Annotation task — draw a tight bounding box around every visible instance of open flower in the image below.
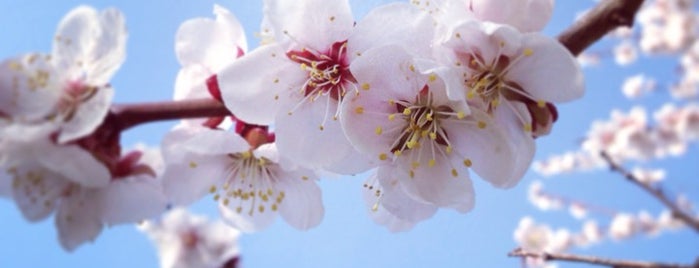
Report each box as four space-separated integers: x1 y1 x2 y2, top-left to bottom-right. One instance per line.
442 21 583 139
217 1 433 174
139 208 240 268
0 6 125 143
342 45 521 210
161 125 323 232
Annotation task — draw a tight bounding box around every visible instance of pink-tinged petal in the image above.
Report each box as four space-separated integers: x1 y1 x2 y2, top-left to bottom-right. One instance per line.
362 186 418 232
469 0 553 32
277 170 324 230
443 21 499 68
275 99 373 174
218 44 304 125
340 93 402 158
179 127 249 156
349 3 435 61
96 175 167 225
55 189 103 251
38 143 110 188
57 86 113 143
174 65 211 101
395 149 475 212
11 167 69 221
491 102 535 187
219 202 277 233
0 54 62 121
506 33 585 103
373 167 437 222
252 143 280 164
350 45 427 101
263 0 353 50
175 4 247 71
162 155 229 205
53 7 126 85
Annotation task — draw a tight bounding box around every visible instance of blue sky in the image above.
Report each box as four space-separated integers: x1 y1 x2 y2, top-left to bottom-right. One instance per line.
0 1 697 267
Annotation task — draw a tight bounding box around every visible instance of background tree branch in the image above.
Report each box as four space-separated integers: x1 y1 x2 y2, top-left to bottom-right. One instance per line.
509 248 698 268
557 0 645 56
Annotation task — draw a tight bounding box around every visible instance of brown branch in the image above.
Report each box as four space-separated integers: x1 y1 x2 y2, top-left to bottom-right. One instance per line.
509 248 698 268
600 152 699 233
109 98 231 131
557 0 645 56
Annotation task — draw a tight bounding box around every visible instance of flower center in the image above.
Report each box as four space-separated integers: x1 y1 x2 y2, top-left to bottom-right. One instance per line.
208 151 285 216
57 81 98 122
287 41 355 101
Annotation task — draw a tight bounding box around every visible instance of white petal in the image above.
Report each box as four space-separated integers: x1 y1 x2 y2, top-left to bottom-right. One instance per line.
11 168 69 221
162 155 229 205
57 86 113 143
362 183 419 232
395 150 475 212
277 169 324 230
0 54 62 121
96 175 168 225
55 189 103 251
275 99 373 174
53 6 127 85
173 65 212 101
219 202 277 233
470 0 553 32
349 3 435 60
37 143 111 188
264 0 353 50
373 167 437 222
218 44 304 125
507 33 585 103
179 127 249 155
175 4 247 71
350 45 426 101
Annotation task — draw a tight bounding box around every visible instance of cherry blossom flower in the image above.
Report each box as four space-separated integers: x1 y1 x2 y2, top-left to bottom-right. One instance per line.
609 213 636 240
613 41 639 66
621 74 655 99
173 4 246 128
139 208 240 268
514 217 554 252
217 1 433 174
441 20 584 140
0 125 167 251
637 0 697 54
161 125 323 232
341 45 519 210
0 6 125 143
631 167 666 185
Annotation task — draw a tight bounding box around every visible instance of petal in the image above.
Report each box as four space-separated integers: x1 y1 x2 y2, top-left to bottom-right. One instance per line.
264 0 353 50
0 54 62 121
57 86 113 143
362 188 418 232
162 154 229 205
96 175 168 225
277 169 324 230
53 6 127 85
275 99 373 174
175 4 247 71
10 167 69 221
469 0 554 32
373 167 437 222
218 44 304 125
179 127 249 156
506 33 585 103
350 45 426 101
173 65 211 101
395 147 475 212
349 3 435 60
38 143 111 188
55 189 103 251
219 202 277 233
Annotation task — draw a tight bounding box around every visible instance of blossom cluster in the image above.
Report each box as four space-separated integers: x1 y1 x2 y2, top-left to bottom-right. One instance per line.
0 0 585 254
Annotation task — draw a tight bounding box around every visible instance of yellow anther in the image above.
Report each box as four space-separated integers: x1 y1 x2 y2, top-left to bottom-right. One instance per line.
213 194 220 201
236 206 243 213
446 146 453 154
319 125 325 131
189 161 198 168
300 63 308 70
371 203 379 212
537 100 546 108
223 198 230 206
499 41 505 47
379 153 388 160
478 121 487 129
302 176 309 181
388 114 396 121
451 168 458 177
241 151 252 159
409 170 415 178
393 150 403 157
464 159 472 167
403 108 412 115
457 111 466 119
406 140 417 149
411 161 420 169
388 99 395 105
524 123 533 132
271 204 278 211
426 113 433 121
258 205 265 213
361 83 370 90
467 90 476 99
429 132 437 140
428 159 436 167
375 126 383 135
491 99 500 107
209 185 217 193
428 74 437 82
258 158 267 166
523 48 534 56
409 64 416 72
355 106 364 114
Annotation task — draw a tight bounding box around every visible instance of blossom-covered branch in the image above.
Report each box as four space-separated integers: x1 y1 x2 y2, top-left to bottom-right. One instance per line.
508 248 698 268
600 151 699 233
109 98 230 131
557 0 644 56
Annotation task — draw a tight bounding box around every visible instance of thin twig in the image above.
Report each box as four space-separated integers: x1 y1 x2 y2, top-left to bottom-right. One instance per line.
509 248 698 268
109 98 231 131
557 0 645 56
600 151 699 233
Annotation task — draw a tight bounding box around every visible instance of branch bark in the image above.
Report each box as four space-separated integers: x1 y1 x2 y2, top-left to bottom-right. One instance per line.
600 152 699 233
109 98 231 131
509 248 698 268
557 0 645 56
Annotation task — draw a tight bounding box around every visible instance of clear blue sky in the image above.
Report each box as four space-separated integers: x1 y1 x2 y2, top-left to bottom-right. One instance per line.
0 1 697 267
